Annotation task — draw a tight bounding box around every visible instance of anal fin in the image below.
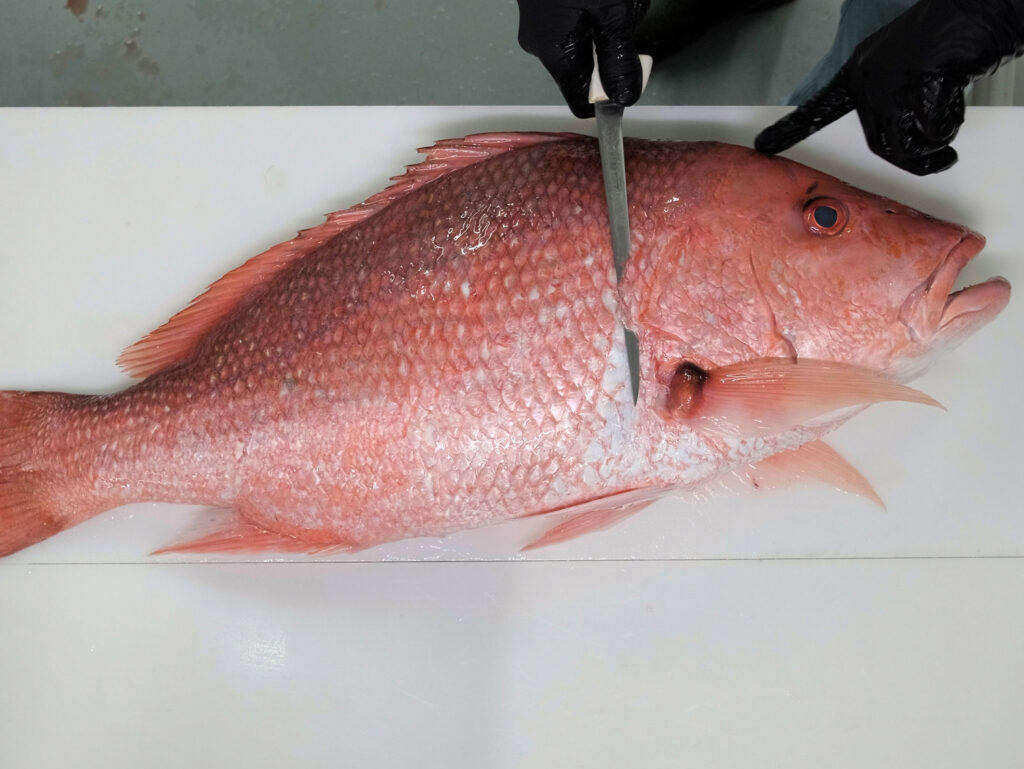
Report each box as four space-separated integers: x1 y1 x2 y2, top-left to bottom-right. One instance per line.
153 510 356 556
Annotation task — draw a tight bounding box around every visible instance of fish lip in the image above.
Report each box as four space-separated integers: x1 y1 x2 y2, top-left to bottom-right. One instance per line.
939 275 1012 331
898 232 1010 343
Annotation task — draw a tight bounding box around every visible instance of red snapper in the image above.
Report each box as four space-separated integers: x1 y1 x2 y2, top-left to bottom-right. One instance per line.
0 133 1011 556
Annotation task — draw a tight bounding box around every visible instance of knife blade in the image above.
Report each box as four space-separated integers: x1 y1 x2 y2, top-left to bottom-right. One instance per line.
589 54 652 406
593 103 642 405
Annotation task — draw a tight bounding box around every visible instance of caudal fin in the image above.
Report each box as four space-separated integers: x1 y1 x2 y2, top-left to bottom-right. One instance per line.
0 391 74 557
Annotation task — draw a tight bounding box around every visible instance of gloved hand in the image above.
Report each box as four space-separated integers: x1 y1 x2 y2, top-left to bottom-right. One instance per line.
755 0 1024 175
635 0 795 60
517 0 650 118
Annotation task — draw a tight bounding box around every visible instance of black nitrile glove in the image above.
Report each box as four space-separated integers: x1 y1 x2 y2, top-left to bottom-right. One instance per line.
755 0 1024 175
517 0 650 118
635 0 795 60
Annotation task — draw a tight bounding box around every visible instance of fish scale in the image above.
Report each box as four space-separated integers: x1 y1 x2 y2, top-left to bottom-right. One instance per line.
0 133 1010 556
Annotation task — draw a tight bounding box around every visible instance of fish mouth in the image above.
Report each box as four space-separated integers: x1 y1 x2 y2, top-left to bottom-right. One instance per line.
899 232 1011 345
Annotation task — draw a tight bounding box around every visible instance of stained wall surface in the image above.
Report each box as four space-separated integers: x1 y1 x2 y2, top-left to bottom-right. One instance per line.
0 0 876 107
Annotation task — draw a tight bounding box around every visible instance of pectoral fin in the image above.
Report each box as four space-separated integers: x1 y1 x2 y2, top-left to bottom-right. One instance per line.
521 487 669 551
667 358 940 434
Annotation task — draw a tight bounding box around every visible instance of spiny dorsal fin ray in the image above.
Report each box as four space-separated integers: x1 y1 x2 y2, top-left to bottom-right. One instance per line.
117 131 576 379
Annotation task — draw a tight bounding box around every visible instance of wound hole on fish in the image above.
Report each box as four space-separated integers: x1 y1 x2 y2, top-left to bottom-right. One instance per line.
667 362 708 416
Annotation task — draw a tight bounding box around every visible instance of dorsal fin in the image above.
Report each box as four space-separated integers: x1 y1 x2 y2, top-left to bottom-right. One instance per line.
117 131 576 378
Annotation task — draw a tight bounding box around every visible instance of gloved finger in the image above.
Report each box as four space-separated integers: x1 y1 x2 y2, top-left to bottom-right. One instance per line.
859 107 959 175
537 29 599 117
915 74 966 145
592 2 645 106
886 145 959 176
550 61 598 118
872 102 947 159
541 31 598 118
517 2 596 118
754 68 856 155
589 0 651 107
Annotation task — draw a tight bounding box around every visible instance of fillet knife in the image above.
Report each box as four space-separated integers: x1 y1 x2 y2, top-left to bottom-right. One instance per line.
589 53 652 406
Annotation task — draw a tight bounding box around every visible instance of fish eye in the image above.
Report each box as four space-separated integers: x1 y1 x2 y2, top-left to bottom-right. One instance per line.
803 197 848 236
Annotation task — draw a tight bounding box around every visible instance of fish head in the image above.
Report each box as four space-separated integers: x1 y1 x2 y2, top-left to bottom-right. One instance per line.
637 143 1011 379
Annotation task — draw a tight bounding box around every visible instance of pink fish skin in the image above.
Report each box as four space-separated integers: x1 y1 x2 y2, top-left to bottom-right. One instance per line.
0 133 1010 557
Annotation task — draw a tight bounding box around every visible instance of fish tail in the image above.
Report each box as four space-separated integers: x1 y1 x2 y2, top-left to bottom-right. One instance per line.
0 390 82 557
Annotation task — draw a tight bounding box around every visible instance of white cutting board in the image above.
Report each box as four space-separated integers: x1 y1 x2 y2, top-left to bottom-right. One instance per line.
0 106 1019 563
0 107 1022 769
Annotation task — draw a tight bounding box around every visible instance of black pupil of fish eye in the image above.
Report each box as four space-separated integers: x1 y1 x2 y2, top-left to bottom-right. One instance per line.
813 205 839 229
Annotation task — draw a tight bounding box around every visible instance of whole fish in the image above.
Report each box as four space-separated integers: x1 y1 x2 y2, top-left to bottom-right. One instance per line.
0 133 1010 557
